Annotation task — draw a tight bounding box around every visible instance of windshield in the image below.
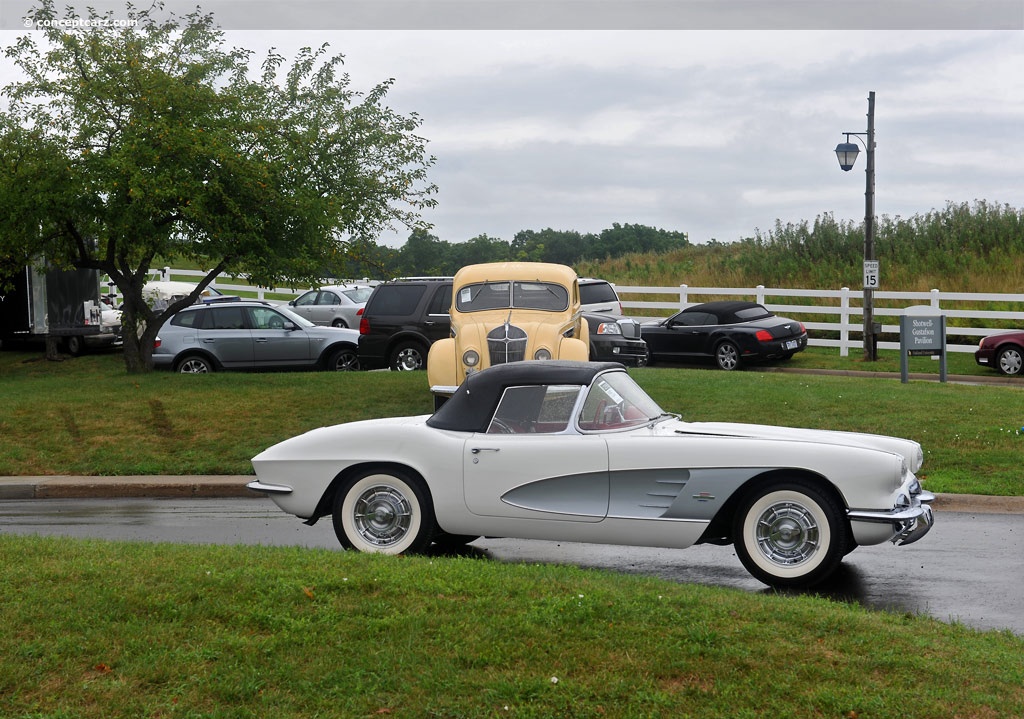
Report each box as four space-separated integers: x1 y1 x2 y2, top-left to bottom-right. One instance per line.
456 281 569 312
275 305 317 328
578 371 665 431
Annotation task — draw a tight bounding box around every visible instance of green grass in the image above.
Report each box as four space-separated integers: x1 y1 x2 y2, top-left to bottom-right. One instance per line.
2 348 1021 495
2 349 1023 717
1 535 1022 719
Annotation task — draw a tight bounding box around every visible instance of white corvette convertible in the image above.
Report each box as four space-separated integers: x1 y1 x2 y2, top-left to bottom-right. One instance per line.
249 361 934 587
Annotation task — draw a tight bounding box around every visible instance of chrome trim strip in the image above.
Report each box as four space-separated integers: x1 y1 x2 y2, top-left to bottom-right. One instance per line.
246 480 293 495
847 505 930 523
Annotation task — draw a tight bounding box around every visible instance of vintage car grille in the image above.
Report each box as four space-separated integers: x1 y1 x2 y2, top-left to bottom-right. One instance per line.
487 323 528 364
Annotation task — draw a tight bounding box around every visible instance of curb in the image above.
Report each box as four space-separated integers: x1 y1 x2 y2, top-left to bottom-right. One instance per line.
0 475 254 500
1 476 1022 514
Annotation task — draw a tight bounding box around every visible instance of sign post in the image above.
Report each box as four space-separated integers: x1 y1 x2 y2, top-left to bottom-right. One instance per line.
899 306 947 384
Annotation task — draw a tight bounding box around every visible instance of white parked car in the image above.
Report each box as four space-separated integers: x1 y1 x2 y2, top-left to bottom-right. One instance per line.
579 277 624 315
142 280 238 309
249 361 933 588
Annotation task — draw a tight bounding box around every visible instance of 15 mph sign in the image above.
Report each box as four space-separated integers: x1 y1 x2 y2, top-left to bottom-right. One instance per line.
863 260 880 289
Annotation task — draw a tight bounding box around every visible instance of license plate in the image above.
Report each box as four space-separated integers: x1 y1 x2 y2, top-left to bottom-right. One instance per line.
784 340 798 351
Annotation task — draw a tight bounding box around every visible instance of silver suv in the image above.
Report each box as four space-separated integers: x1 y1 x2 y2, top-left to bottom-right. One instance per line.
153 301 361 373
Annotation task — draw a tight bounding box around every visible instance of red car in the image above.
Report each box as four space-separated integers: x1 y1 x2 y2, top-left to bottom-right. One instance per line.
975 331 1024 376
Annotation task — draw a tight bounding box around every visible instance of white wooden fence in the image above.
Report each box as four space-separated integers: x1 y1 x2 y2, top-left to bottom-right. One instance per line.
113 269 1024 358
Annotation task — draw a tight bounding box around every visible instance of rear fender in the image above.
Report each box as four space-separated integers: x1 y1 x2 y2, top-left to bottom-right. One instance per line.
307 461 433 526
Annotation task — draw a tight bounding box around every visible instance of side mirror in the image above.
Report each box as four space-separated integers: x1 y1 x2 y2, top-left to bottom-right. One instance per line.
284 321 297 331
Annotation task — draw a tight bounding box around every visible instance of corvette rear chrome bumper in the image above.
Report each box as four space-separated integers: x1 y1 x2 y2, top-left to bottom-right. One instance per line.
246 480 292 495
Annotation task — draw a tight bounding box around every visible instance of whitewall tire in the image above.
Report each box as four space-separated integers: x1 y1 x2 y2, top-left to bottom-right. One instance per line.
733 480 847 588
332 469 435 554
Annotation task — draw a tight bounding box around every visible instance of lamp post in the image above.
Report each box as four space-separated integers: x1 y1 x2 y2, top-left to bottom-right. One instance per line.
835 90 877 361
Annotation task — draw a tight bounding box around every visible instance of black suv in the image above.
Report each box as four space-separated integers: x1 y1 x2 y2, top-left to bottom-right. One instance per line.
358 278 453 371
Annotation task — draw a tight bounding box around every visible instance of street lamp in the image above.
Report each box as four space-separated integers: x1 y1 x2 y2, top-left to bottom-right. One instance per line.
834 90 877 361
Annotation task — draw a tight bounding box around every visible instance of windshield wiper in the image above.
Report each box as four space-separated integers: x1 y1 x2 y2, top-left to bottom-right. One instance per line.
649 412 680 426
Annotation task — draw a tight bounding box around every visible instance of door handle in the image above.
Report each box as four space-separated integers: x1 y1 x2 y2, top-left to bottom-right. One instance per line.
471 447 500 454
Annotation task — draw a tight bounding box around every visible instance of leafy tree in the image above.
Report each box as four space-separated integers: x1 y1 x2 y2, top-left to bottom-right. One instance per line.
594 223 689 258
450 233 510 269
0 1 436 371
512 228 590 265
397 228 449 276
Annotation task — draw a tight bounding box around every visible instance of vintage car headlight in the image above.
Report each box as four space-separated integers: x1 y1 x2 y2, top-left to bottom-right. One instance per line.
596 322 622 335
912 444 924 473
462 349 480 368
534 348 552 360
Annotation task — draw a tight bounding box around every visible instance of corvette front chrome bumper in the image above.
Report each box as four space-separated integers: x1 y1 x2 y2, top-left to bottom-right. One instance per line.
847 479 935 546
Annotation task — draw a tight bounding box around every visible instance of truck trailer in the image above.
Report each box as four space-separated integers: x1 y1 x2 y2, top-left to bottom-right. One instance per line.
0 265 122 354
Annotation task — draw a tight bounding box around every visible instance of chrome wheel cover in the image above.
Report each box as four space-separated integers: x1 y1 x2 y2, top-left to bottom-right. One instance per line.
352 484 413 548
998 348 1022 375
716 343 739 370
754 500 820 566
394 347 423 371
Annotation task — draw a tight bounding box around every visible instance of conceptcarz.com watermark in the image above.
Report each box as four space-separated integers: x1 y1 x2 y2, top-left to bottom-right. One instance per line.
22 16 139 30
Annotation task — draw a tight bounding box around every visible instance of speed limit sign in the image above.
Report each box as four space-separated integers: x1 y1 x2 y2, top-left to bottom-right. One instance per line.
863 260 880 289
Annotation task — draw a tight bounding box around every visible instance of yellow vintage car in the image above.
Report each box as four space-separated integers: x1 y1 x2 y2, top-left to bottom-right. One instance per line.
427 262 589 401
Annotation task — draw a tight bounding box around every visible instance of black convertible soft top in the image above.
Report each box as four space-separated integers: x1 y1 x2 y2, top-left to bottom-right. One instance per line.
680 301 772 324
426 360 624 433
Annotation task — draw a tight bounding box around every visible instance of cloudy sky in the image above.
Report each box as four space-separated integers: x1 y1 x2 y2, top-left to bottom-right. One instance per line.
2 1 1022 247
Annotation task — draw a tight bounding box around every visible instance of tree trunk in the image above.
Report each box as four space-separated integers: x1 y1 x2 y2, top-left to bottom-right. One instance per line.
120 308 158 373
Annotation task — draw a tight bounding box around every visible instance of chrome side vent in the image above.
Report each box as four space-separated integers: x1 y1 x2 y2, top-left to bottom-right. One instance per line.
640 477 688 510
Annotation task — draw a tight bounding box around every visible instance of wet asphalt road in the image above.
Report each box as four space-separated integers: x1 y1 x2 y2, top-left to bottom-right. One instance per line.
1 496 1021 636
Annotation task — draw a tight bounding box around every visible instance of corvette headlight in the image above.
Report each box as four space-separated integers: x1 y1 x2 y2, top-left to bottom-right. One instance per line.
462 349 480 367
534 348 552 360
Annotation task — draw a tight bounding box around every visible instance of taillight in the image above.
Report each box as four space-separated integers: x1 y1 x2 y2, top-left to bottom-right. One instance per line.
153 338 162 349
359 317 370 335
356 307 364 316
755 330 773 342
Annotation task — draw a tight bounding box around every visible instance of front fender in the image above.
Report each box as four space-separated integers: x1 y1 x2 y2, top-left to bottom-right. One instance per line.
427 337 456 388
558 337 589 362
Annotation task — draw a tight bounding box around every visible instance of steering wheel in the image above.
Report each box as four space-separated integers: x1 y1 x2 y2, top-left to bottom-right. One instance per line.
488 418 516 434
268 316 285 330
